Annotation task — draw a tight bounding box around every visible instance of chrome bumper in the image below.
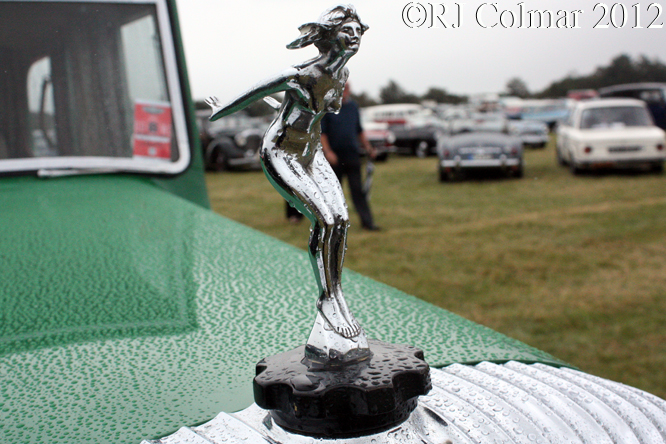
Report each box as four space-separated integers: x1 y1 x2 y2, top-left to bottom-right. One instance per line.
576 157 664 168
521 135 549 145
440 156 521 169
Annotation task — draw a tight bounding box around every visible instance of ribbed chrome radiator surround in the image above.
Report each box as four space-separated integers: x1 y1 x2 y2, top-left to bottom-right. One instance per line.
143 361 666 443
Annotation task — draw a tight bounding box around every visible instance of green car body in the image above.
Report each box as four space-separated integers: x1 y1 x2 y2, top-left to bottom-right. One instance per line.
1 1 567 443
0 174 564 443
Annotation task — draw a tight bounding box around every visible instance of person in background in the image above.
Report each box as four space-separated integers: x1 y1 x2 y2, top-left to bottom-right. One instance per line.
321 83 380 231
285 200 304 223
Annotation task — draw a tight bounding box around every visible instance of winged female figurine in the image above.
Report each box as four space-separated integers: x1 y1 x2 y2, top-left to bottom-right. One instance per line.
206 5 370 363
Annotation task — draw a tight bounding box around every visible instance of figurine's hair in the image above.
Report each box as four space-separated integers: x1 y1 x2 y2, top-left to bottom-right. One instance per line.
287 5 368 51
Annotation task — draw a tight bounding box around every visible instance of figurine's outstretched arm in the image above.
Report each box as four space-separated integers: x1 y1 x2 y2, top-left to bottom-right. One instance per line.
207 68 305 121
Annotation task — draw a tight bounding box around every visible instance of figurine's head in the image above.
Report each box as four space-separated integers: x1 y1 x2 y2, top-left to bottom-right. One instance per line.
287 5 368 55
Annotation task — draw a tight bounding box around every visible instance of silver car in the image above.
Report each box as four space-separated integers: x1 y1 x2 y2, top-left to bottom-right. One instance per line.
438 132 524 181
509 119 550 148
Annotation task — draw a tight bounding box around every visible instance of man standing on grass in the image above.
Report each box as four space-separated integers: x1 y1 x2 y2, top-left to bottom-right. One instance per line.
321 83 380 231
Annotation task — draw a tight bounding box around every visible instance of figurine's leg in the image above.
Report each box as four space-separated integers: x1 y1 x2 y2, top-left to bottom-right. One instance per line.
261 150 359 338
309 150 361 338
308 212 360 339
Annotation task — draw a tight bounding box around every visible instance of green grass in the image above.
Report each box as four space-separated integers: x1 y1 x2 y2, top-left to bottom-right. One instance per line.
206 138 666 399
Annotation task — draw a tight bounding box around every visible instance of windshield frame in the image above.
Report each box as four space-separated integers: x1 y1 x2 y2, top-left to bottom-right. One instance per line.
0 0 191 176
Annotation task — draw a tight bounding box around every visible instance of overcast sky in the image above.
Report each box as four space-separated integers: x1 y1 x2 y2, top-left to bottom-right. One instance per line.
175 1 666 102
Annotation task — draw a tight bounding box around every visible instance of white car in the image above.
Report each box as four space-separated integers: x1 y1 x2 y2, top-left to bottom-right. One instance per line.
556 98 666 174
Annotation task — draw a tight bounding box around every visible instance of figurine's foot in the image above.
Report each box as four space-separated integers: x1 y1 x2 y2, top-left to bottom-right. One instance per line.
305 312 370 365
332 289 361 335
317 295 361 339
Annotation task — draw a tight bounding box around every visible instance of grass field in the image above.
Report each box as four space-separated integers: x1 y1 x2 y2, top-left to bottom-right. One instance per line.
206 137 666 399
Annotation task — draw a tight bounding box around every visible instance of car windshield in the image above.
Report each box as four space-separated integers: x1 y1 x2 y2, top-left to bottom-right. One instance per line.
0 0 189 175
580 106 653 129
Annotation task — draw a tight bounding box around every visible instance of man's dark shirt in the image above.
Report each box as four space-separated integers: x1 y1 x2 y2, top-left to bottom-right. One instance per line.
321 100 363 162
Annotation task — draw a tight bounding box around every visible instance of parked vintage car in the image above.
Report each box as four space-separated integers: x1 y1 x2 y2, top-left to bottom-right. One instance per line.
3 1 666 443
508 119 550 148
196 110 264 171
439 105 476 134
363 104 445 157
437 132 524 181
469 111 510 133
556 98 666 174
361 119 395 161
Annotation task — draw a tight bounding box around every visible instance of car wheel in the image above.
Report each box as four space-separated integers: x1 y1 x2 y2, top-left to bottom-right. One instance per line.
416 141 429 158
556 147 567 166
651 161 664 174
514 161 524 178
210 147 228 171
570 159 582 175
206 137 235 171
438 167 448 182
439 167 459 182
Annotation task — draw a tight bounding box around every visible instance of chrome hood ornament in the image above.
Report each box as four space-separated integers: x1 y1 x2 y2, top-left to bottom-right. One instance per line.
206 6 430 438
207 4 370 365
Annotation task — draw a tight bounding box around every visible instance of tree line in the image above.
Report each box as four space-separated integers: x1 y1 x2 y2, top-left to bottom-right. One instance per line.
196 53 666 114
366 53 666 106
353 81 468 107
534 54 666 98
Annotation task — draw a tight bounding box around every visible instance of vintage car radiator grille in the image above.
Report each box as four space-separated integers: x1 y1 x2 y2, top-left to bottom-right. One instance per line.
143 361 666 444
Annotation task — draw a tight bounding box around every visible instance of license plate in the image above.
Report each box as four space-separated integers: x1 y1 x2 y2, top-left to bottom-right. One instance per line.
608 146 641 153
